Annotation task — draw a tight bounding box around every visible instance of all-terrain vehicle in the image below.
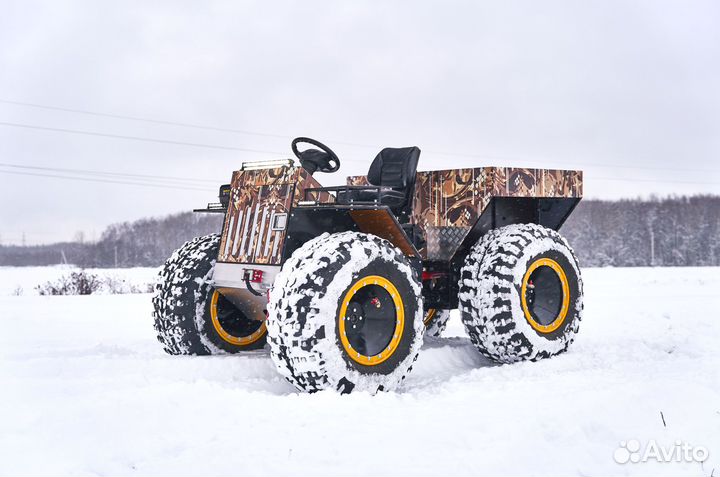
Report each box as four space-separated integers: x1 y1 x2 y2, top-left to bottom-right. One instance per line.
153 137 584 393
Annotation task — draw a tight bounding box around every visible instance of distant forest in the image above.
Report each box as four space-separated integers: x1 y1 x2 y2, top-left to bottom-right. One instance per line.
562 195 720 267
1 195 719 268
0 213 223 268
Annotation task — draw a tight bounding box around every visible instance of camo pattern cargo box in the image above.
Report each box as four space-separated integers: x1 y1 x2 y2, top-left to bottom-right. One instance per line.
349 167 582 258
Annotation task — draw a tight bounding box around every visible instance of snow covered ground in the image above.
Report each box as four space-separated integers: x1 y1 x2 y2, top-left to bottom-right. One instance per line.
0 266 718 476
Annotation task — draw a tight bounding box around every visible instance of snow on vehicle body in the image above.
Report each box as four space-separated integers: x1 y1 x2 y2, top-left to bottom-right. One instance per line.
153 137 584 393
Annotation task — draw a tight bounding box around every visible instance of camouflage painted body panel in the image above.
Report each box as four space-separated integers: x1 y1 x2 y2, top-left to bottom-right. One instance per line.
490 167 583 197
218 167 326 264
347 167 582 259
218 166 582 264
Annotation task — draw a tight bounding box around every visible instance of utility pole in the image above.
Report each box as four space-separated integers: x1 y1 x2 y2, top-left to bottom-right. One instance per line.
114 245 118 268
22 232 26 246
649 229 655 266
646 209 657 267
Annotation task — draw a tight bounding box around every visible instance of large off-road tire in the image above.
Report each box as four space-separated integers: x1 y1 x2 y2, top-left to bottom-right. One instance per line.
423 308 451 338
152 234 266 355
267 231 424 394
458 223 583 363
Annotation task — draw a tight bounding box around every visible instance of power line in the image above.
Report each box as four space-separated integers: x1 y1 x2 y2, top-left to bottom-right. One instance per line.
0 121 286 155
0 169 215 191
593 176 720 187
1 99 718 176
341 153 720 178
0 162 223 185
421 151 720 174
4 100 718 176
0 98 377 149
2 161 717 191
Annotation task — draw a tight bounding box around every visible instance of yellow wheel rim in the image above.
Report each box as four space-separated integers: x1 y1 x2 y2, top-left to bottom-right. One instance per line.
423 308 437 326
210 290 267 346
338 275 405 366
521 258 570 334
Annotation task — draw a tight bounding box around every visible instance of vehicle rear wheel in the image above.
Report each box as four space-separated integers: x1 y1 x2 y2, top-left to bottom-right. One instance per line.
207 290 267 351
458 223 583 362
152 234 266 355
267 231 424 393
423 308 451 338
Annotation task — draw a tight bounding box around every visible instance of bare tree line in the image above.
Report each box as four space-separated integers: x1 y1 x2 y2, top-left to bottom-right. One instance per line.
1 195 719 268
562 195 720 266
0 213 223 268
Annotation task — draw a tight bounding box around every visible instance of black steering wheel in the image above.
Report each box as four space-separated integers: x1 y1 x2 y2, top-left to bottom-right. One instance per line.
291 137 340 174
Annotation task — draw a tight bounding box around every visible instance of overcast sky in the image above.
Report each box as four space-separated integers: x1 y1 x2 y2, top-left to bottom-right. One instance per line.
1 0 719 245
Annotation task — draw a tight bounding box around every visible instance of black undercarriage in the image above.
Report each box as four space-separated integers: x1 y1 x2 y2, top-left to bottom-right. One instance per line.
288 194 579 310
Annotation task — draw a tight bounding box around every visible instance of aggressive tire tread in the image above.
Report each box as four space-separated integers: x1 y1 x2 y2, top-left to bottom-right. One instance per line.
267 231 425 394
458 223 583 363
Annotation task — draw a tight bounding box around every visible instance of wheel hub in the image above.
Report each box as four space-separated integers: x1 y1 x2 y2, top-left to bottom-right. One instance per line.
521 258 570 334
346 302 365 328
338 276 405 366
210 290 267 346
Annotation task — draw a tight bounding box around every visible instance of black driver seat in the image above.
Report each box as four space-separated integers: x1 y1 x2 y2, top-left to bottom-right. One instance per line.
337 146 420 223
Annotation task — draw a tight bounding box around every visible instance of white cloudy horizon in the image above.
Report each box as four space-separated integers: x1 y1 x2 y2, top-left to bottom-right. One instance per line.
1 0 719 245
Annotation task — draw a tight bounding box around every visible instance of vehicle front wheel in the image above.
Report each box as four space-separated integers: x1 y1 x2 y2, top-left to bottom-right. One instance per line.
267 232 424 394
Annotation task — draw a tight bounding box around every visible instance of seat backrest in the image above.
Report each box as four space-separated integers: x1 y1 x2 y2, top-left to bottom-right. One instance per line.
367 146 420 221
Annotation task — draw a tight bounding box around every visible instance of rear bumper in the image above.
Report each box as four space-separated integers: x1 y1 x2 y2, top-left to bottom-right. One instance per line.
211 262 281 290
211 262 281 321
